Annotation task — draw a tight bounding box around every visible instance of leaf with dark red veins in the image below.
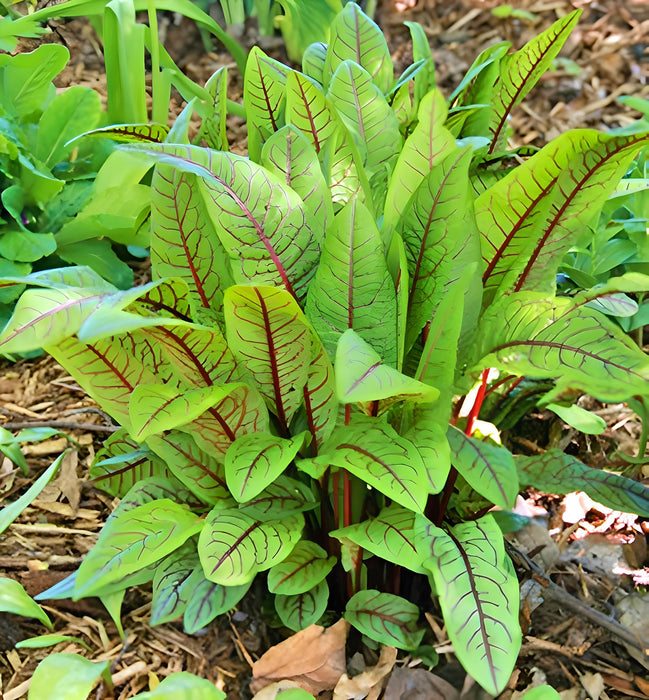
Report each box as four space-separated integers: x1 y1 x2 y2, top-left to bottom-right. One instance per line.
268 540 335 595
324 2 392 93
224 285 312 433
225 431 308 502
238 475 318 522
404 411 451 494
202 66 228 151
147 431 229 505
124 143 319 301
307 198 397 367
414 514 521 696
447 425 518 509
198 508 303 585
151 163 234 315
486 11 581 154
90 430 171 498
383 90 457 235
275 579 329 631
323 416 429 512
344 590 424 650
183 575 251 634
261 125 333 243
302 41 327 84
331 505 427 574
476 130 649 306
517 449 649 517
132 278 193 321
475 292 649 402
151 541 200 626
398 146 477 352
327 61 401 176
244 46 289 162
182 383 270 460
76 123 169 143
74 499 202 598
106 477 203 523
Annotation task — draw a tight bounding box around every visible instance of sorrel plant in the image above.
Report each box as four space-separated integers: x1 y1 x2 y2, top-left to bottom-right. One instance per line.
3 4 649 694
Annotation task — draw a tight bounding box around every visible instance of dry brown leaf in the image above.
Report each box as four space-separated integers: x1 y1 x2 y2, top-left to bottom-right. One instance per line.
333 646 398 700
580 672 604 700
383 666 461 700
251 619 349 696
58 448 80 514
23 437 69 455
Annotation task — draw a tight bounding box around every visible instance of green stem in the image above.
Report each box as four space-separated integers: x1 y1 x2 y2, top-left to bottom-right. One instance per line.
146 0 164 123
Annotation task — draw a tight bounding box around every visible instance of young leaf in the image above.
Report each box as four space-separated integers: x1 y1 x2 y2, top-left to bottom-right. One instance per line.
323 416 429 512
201 66 228 151
344 589 424 650
306 199 398 366
324 2 392 93
302 41 327 84
0 577 52 629
447 426 518 509
517 449 649 516
267 540 336 595
183 577 251 634
74 499 202 598
224 285 312 433
330 504 427 574
225 431 308 502
415 514 521 695
275 579 329 631
15 634 91 651
28 654 111 700
198 509 303 585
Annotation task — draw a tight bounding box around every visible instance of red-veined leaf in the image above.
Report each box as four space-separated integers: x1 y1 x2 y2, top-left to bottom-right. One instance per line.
275 579 329 631
268 540 335 595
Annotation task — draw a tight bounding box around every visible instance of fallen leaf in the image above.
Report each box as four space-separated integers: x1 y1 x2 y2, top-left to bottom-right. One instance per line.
383 666 460 700
580 672 604 700
23 437 69 456
251 619 349 695
333 646 397 700
58 448 80 513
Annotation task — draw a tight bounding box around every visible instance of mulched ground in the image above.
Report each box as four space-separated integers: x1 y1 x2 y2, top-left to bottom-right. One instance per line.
2 0 649 698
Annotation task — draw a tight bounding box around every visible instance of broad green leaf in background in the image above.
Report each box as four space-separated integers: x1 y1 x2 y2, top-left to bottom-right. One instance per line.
126 672 226 700
198 508 303 585
323 416 429 512
267 541 336 595
447 426 518 509
28 654 111 700
545 403 606 435
324 2 392 93
183 576 251 634
0 577 52 629
307 199 397 366
331 505 426 574
517 449 649 516
74 499 202 597
244 47 289 162
344 589 424 650
275 579 329 631
275 0 342 64
335 329 438 408
225 431 307 502
521 687 561 700
415 514 521 695
0 453 64 535
224 285 312 433
0 232 56 263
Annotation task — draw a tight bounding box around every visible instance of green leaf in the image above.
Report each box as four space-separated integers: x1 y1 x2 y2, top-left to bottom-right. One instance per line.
0 577 52 629
224 285 312 432
74 499 202 598
237 476 318 521
302 41 327 84
129 672 226 699
344 589 424 650
74 123 169 144
323 416 429 512
146 432 228 505
0 231 56 263
521 687 561 700
415 514 521 695
0 453 64 536
335 329 438 408
151 541 200 626
447 426 518 509
199 509 303 585
330 505 426 574
28 654 111 700
545 403 606 435
15 634 91 651
403 411 451 494
324 2 392 93
275 579 329 631
476 293 649 402
243 46 289 162
306 199 397 366
275 0 342 63
225 431 307 502
328 61 401 176
267 540 336 594
517 449 649 516
200 67 228 151
183 577 251 634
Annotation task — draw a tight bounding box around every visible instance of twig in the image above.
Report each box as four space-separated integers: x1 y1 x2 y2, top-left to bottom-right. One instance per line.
506 540 649 654
1 420 118 433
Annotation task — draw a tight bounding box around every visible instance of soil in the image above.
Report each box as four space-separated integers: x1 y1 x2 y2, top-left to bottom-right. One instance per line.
2 1 649 698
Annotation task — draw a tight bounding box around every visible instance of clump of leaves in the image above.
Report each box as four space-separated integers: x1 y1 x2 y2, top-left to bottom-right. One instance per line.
4 4 649 694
